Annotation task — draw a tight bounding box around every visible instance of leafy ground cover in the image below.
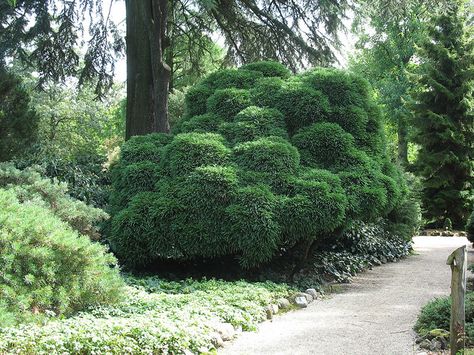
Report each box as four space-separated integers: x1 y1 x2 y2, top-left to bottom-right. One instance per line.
415 266 474 351
0 277 294 354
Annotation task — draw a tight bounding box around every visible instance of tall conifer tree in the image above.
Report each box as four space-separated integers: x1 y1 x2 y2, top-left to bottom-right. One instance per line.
411 0 474 228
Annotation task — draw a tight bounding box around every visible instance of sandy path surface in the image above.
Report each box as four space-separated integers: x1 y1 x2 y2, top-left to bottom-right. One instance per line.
220 237 471 355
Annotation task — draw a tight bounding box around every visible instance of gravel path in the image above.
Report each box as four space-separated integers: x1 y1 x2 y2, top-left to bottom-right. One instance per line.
220 237 471 355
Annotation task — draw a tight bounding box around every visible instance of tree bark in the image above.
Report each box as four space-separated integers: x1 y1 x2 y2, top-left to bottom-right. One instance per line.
125 0 170 140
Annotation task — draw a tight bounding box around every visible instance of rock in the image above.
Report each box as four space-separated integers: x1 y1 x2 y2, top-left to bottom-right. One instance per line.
270 304 279 314
216 323 235 341
296 292 313 303
265 305 273 319
430 340 442 351
415 335 425 344
419 339 432 350
373 258 382 266
380 256 387 264
294 296 308 308
439 337 448 350
277 298 291 309
305 288 319 299
210 332 224 347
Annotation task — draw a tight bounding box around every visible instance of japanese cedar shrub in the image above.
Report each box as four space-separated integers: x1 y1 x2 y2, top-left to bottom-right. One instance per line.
109 62 408 269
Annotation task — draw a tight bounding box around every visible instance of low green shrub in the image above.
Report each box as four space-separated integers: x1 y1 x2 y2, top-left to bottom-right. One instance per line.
415 292 474 340
386 171 422 240
111 192 169 268
0 278 293 354
0 163 107 240
0 189 123 326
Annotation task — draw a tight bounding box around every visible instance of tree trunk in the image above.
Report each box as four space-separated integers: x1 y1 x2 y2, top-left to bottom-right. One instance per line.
125 0 170 140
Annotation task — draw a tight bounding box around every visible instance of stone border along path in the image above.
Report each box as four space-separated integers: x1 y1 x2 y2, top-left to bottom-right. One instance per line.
220 236 472 355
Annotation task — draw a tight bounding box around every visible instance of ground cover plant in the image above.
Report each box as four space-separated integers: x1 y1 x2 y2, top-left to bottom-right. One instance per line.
108 62 416 271
0 277 294 354
414 292 474 348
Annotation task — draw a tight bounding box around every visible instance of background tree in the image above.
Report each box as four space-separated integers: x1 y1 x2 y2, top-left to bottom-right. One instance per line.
0 68 39 161
1 0 351 139
350 0 432 166
410 0 474 228
125 0 354 138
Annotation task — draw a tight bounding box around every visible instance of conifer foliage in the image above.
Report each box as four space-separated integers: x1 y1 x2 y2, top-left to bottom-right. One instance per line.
410 1 474 228
108 62 413 270
0 69 39 161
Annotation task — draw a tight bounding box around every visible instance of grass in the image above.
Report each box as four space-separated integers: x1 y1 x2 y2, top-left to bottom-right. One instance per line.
0 276 295 354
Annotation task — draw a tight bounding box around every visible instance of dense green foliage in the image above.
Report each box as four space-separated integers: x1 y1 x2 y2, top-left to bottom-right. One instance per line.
0 277 292 354
0 189 123 326
109 62 415 270
410 1 474 228
467 210 474 242
349 0 430 165
15 154 111 208
0 163 108 240
292 220 413 288
0 68 39 162
415 292 474 340
27 84 124 161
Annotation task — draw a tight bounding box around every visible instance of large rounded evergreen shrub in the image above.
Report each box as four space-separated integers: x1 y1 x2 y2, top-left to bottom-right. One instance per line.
109 62 412 269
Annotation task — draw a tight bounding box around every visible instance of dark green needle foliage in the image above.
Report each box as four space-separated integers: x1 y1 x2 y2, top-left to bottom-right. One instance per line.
410 0 474 228
0 69 39 162
109 61 414 270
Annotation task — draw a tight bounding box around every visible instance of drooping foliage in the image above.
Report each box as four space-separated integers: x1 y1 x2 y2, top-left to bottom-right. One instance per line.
109 62 414 269
410 0 474 228
0 68 39 162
